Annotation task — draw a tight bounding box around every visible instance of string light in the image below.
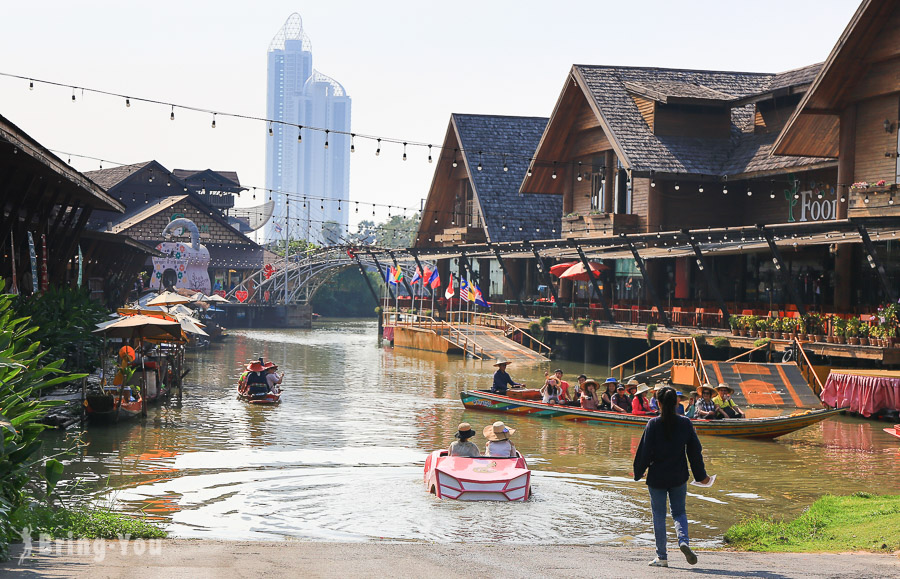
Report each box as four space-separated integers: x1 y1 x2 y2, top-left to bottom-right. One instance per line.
674 182 680 191
477 151 483 171
427 144 432 163
746 186 752 196
324 129 329 149
576 161 582 181
211 113 216 129
375 138 381 156
551 162 557 179
268 122 273 136
71 88 76 102
29 80 33 90
170 106 175 121
125 97 130 107
698 184 704 193
350 133 355 152
402 142 407 161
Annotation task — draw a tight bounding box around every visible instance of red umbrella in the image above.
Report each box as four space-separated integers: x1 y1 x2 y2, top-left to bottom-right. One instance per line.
549 262 578 277
558 261 609 281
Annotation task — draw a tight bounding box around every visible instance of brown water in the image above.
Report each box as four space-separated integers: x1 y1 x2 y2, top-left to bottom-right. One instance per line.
46 319 900 546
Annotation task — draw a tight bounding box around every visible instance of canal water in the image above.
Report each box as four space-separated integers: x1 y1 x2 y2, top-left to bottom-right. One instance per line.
47 319 899 546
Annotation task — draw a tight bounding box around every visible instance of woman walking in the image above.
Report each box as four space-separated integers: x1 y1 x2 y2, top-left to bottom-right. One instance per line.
633 386 710 568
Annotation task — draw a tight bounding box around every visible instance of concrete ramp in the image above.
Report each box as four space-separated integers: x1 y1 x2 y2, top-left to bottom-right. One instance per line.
704 362 821 408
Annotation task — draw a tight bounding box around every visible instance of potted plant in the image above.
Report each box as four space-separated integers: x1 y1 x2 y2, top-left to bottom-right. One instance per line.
869 324 882 347
764 317 775 339
729 315 741 336
858 322 869 346
771 317 783 340
831 317 846 345
755 317 768 338
846 317 860 346
798 316 808 341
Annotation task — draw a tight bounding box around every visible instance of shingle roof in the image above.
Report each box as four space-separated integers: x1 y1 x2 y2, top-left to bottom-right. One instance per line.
453 114 562 243
574 65 831 177
172 169 242 187
107 196 186 234
84 162 151 190
767 63 822 92
623 80 735 103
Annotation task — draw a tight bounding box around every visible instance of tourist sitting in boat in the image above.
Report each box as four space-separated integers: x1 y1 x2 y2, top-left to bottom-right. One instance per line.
541 376 562 404
483 421 517 458
580 380 600 410
244 361 268 395
694 384 719 419
555 369 578 407
610 384 631 413
449 422 480 457
649 383 668 413
713 383 745 418
675 392 687 416
684 391 699 418
264 362 283 394
631 384 658 416
600 378 617 410
491 359 523 395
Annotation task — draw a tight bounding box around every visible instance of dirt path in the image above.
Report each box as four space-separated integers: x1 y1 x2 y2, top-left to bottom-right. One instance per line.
1 540 897 578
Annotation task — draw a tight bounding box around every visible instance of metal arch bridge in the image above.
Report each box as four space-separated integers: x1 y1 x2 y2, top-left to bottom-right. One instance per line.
225 245 430 306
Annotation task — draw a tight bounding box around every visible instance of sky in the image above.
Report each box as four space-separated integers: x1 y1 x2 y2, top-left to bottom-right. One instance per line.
0 0 860 228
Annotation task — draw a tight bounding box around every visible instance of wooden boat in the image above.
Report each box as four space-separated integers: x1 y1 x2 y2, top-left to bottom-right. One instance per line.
236 384 281 405
884 424 900 440
84 388 144 423
424 450 530 501
461 390 844 439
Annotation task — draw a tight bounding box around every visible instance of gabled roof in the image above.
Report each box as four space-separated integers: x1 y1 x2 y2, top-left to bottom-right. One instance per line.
0 113 124 213
107 196 186 234
774 0 898 157
84 160 188 191
172 168 243 189
453 114 562 243
530 64 833 178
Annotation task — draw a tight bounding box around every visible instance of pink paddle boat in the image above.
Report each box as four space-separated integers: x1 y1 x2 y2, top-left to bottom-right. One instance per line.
884 424 900 440
424 450 531 501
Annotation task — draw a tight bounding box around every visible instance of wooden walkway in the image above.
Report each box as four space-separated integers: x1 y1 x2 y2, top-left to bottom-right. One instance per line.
436 326 548 362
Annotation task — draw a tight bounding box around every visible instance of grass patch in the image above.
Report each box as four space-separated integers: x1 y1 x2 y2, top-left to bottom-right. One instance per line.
13 503 166 540
723 493 900 552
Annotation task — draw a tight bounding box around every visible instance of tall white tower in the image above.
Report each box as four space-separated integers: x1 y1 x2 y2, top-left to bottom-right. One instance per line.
264 14 351 245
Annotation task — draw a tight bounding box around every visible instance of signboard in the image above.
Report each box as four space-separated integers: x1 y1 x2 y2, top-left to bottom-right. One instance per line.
785 181 836 223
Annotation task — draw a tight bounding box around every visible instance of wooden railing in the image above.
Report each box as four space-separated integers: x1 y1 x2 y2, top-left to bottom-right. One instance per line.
610 337 696 382
794 338 825 395
447 310 552 357
382 311 486 359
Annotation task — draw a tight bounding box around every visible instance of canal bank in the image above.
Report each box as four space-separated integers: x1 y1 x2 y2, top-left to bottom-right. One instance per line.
4 541 898 578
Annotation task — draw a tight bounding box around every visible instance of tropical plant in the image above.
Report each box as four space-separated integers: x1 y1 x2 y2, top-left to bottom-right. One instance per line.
0 282 85 560
12 287 109 373
729 315 741 330
753 337 771 348
712 336 729 348
831 317 846 337
845 317 861 338
539 316 552 328
755 318 768 332
646 323 658 343
527 321 544 341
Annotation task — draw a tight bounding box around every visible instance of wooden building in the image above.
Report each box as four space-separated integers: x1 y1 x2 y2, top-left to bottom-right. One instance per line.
775 0 900 311
85 161 265 293
415 114 562 301
518 62 860 310
0 112 157 303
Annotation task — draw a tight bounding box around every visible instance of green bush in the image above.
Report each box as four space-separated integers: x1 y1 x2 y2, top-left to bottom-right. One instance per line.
754 337 771 348
712 336 729 348
12 287 109 372
539 316 551 328
690 333 706 346
0 282 85 560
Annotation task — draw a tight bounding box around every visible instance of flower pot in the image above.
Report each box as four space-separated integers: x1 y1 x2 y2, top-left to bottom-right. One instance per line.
826 335 834 343
773 332 783 340
848 337 859 345
731 328 739 336
859 337 869 346
739 329 748 337
836 336 846 345
766 331 774 339
749 329 757 338
815 334 825 342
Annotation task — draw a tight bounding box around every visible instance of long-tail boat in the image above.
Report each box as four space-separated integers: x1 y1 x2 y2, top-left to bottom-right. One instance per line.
460 390 843 439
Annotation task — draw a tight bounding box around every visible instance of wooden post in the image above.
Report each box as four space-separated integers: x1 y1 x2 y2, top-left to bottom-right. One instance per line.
527 242 568 320
834 106 856 310
573 242 615 324
626 241 671 328
759 226 806 318
683 232 730 323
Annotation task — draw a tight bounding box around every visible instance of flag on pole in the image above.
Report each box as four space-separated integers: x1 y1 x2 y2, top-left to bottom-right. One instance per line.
444 274 455 299
472 282 490 308
387 267 398 285
428 269 440 289
394 267 404 283
460 278 470 302
273 222 283 233
410 268 422 285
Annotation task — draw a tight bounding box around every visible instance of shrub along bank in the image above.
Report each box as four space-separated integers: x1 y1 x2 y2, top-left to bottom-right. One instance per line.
723 493 900 552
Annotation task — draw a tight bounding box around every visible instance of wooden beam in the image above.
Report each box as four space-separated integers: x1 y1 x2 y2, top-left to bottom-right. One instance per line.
0 172 33 249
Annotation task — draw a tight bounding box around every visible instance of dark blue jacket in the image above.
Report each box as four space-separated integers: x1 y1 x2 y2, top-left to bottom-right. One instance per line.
633 415 707 489
492 369 516 395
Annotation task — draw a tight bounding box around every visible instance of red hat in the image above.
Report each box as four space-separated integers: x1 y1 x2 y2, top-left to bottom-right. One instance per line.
246 362 264 372
263 362 278 370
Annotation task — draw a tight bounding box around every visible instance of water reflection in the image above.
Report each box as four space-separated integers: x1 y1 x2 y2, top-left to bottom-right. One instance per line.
42 319 900 545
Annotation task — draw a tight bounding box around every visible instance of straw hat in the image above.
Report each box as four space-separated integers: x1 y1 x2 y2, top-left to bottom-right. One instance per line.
582 380 599 391
493 358 510 367
626 378 640 386
483 421 516 441
455 422 476 439
246 362 264 372
635 383 651 395
698 383 717 396
716 383 734 394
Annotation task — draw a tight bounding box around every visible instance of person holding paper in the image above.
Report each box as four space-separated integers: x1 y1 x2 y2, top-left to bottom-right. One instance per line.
633 386 711 568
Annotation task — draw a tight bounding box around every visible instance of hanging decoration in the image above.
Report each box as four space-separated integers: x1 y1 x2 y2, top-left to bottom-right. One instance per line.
27 232 38 294
9 233 18 295
40 233 49 292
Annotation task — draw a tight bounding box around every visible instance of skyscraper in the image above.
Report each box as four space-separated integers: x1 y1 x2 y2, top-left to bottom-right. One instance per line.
264 14 351 245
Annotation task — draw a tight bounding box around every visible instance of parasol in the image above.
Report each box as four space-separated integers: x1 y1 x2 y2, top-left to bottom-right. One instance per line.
205 294 231 304
557 261 609 281
146 291 192 307
549 262 579 277
93 314 184 340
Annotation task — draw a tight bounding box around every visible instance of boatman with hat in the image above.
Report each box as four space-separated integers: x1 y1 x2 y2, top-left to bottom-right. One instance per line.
491 359 524 395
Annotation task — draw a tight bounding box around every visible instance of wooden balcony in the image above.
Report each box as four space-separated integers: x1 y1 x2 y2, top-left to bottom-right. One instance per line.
561 212 641 239
433 225 486 245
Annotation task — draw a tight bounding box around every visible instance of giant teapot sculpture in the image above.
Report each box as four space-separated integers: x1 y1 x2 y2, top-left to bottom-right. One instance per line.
151 218 212 295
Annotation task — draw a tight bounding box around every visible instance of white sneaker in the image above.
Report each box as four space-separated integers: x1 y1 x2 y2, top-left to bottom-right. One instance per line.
648 558 668 567
680 543 698 565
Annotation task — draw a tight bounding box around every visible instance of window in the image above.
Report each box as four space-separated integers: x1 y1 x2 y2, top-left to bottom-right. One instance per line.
615 161 632 214
590 157 606 212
